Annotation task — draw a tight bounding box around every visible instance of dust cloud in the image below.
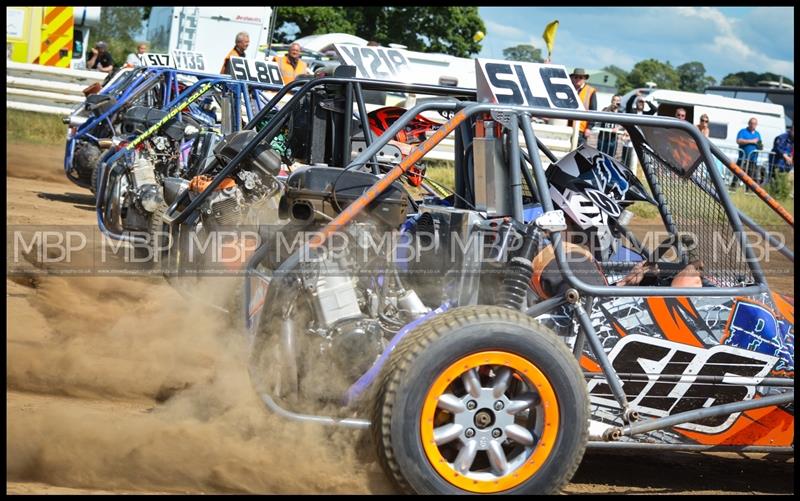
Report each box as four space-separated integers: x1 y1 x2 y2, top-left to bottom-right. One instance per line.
7 273 394 494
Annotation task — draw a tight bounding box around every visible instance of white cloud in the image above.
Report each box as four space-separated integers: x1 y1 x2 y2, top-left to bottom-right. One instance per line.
478 7 793 82
743 7 794 60
675 7 794 77
484 19 528 42
538 28 636 72
675 6 731 30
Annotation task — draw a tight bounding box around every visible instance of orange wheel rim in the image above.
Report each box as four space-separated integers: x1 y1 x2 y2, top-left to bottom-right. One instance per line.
419 351 559 493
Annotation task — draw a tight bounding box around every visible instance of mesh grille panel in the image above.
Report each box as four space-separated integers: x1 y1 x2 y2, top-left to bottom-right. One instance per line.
641 149 753 287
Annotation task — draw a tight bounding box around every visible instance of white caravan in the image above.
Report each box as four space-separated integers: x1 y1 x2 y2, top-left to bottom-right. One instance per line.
620 88 786 158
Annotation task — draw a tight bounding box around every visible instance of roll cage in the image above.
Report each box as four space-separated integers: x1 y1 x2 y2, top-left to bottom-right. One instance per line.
241 98 794 443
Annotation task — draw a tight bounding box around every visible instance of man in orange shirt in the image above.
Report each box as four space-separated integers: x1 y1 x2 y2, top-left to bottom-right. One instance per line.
220 31 250 75
275 42 309 84
568 68 597 146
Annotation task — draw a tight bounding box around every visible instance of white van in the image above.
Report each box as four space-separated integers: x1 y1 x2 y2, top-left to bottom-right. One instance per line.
620 88 786 158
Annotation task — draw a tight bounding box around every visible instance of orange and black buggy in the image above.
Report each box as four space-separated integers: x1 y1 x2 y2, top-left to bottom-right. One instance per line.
157 62 793 494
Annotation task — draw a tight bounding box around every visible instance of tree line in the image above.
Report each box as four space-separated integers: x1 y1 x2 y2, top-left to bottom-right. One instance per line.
90 7 791 97
90 7 486 64
273 7 485 58
502 43 793 94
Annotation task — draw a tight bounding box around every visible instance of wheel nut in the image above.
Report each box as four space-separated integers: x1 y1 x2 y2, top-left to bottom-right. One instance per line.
494 401 504 411
465 428 475 438
466 400 477 410
492 428 502 438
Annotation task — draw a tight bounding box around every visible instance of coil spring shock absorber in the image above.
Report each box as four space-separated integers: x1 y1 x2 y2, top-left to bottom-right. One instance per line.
498 256 534 310
497 223 543 310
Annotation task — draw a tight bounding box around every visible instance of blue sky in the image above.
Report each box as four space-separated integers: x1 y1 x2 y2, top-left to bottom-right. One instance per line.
477 7 794 82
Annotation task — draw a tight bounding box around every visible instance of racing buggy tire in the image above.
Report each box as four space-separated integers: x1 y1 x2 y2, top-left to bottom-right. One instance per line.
89 159 98 195
91 148 116 196
132 203 169 265
75 142 101 190
371 305 589 495
148 203 169 263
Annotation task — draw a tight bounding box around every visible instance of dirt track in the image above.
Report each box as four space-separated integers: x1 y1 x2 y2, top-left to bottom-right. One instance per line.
6 141 794 494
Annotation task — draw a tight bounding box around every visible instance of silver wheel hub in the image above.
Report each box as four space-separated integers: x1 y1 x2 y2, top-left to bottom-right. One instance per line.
432 367 542 479
452 389 514 450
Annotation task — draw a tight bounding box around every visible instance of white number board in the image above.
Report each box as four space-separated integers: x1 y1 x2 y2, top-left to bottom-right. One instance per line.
228 57 283 85
333 44 412 82
171 50 206 72
141 53 172 67
475 58 583 110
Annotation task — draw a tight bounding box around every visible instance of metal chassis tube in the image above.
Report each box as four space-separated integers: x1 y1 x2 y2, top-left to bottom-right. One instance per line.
586 442 793 453
709 142 794 227
605 390 794 441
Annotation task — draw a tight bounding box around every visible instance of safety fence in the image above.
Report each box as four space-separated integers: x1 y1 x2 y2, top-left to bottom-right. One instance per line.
726 149 786 188
6 60 105 115
588 127 790 192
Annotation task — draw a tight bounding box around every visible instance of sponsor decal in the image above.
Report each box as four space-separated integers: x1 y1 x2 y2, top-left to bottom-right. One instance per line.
125 81 214 150
588 334 778 434
723 298 794 374
235 15 262 24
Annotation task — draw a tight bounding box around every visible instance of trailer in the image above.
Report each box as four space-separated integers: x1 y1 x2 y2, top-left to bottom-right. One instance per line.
146 7 272 74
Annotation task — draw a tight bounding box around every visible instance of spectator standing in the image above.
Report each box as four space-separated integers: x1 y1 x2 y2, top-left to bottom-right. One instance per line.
734 117 764 186
220 31 249 75
770 125 794 177
87 41 114 73
620 92 656 167
125 42 148 67
597 94 623 156
625 91 657 115
567 68 597 146
696 114 710 138
274 42 309 84
602 94 622 113
771 125 794 172
697 114 726 177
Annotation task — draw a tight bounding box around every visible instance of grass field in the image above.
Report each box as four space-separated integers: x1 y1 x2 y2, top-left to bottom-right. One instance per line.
424 160 794 226
7 110 67 146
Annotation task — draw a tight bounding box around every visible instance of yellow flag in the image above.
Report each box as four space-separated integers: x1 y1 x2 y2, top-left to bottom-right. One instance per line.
542 20 559 58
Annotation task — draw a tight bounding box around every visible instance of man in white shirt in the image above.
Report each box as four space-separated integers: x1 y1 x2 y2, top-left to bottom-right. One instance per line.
125 42 148 67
